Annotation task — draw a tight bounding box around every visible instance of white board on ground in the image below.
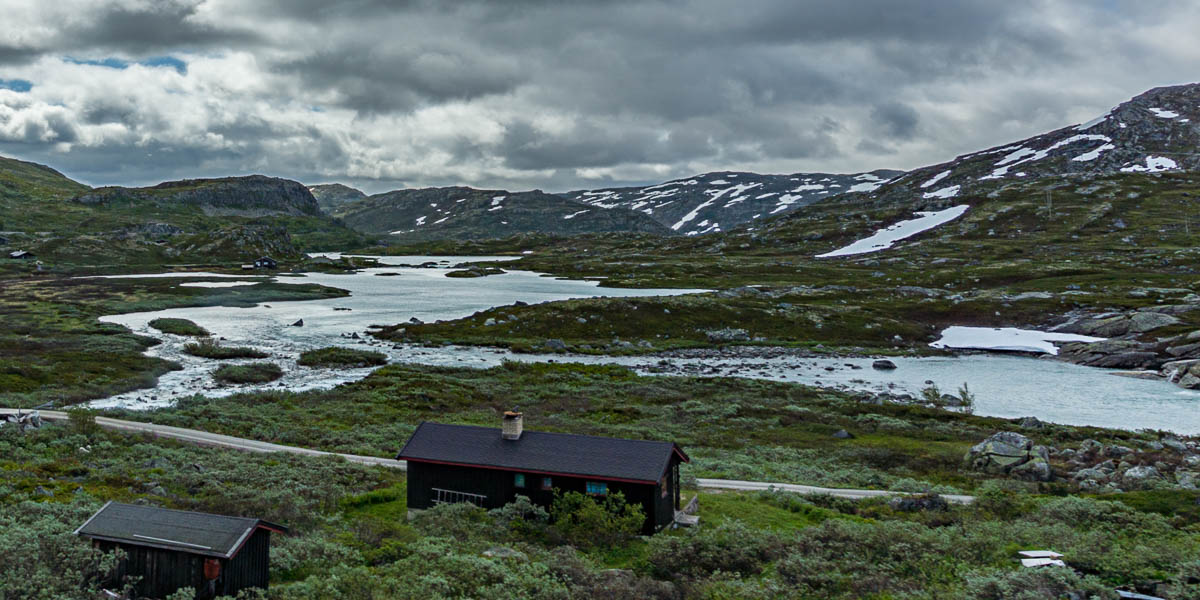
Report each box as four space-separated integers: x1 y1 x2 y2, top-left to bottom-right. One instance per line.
816 205 969 258
930 326 1104 355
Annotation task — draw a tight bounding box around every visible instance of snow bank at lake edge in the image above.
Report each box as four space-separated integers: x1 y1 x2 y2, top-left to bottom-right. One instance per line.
930 326 1104 355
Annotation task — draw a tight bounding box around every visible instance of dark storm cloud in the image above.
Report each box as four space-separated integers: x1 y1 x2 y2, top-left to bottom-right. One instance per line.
277 43 524 113
0 0 1195 191
870 102 920 140
64 1 260 53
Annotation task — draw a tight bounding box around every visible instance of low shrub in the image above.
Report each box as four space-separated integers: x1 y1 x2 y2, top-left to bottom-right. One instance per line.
549 491 643 550
183 338 268 359
213 362 283 384
297 347 387 368
647 520 784 580
148 318 210 337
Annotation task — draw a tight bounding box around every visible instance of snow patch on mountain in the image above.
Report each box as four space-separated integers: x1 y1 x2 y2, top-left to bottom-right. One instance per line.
922 185 960 199
816 205 969 258
1121 156 1179 173
920 170 951 188
1149 107 1180 119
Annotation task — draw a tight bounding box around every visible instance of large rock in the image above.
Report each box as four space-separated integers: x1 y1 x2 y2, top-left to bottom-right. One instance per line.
1062 312 1181 337
1122 465 1161 487
965 432 1051 481
1163 359 1200 389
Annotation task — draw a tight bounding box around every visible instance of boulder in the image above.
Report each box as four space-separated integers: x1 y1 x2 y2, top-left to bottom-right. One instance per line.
963 433 1054 483
543 339 567 351
1017 416 1046 429
1010 456 1052 482
290 319 304 327
1121 465 1161 486
872 359 898 370
832 429 855 439
705 328 750 343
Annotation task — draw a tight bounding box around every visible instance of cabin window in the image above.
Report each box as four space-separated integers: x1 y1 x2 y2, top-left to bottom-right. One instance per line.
586 481 607 495
541 477 553 490
514 473 526 488
661 476 668 498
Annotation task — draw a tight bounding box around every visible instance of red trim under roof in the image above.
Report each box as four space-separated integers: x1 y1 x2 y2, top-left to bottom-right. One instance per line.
405 457 661 485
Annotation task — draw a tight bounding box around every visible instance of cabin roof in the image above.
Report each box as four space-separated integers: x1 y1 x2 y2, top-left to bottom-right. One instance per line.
397 422 689 483
75 501 287 559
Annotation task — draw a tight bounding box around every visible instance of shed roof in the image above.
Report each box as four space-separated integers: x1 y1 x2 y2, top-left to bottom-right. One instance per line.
396 422 688 483
75 502 287 559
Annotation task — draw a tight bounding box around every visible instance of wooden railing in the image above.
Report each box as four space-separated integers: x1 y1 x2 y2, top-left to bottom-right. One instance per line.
432 487 487 507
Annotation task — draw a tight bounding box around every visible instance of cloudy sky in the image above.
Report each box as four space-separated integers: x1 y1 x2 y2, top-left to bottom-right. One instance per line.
0 0 1197 194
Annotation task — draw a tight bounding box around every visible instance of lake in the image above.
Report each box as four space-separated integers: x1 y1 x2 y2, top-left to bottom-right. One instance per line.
88 256 1200 433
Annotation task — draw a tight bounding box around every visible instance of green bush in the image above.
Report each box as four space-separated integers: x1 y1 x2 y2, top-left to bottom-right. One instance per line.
297 347 388 368
490 495 549 540
183 338 268 359
647 520 785 581
549 491 643 550
148 318 210 337
962 566 1116 600
213 362 283 384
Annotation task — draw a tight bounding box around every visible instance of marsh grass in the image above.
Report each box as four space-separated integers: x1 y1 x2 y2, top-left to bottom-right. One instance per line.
148 317 210 337
298 347 388 368
184 338 269 359
213 362 283 384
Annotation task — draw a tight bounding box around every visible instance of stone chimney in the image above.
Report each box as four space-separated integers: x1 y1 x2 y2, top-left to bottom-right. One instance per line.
502 411 523 440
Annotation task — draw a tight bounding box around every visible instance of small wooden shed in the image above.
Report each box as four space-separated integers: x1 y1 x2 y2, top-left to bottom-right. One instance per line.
254 256 278 269
9 250 33 259
75 502 287 599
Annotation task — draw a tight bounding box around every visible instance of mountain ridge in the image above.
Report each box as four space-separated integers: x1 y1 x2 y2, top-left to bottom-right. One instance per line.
560 169 904 235
334 186 672 241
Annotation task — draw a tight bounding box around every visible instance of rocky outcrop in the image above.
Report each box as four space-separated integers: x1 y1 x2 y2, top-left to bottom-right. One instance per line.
1057 312 1182 337
178 223 300 260
964 431 1052 481
308 183 367 213
76 175 322 217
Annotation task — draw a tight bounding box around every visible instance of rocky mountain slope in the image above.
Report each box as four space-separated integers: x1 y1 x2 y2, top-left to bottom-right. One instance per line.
75 175 323 217
334 186 671 241
561 169 903 235
865 83 1200 208
309 183 367 213
0 160 363 265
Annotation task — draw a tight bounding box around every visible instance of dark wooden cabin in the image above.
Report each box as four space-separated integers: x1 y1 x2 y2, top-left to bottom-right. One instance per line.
9 250 33 259
254 256 278 269
75 502 287 599
397 413 690 534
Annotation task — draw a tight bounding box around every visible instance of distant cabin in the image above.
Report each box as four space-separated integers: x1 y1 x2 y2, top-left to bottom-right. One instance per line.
397 413 690 534
9 250 33 259
254 256 278 269
75 502 287 600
